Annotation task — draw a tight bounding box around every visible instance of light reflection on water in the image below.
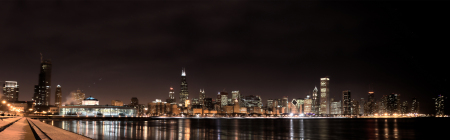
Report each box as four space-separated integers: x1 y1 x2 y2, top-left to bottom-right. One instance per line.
40 118 437 140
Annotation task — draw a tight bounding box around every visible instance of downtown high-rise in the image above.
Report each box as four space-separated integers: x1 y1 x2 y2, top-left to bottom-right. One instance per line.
166 87 175 103
33 58 52 106
179 68 189 107
312 86 319 114
54 85 62 107
199 89 205 105
2 81 19 102
320 78 330 114
342 90 351 115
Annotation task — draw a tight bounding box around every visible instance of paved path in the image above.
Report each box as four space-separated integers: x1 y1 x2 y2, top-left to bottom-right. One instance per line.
0 117 21 128
28 118 92 140
0 117 35 140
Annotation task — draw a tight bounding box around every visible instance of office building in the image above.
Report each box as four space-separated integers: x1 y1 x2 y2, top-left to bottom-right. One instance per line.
342 90 351 115
55 85 62 107
166 87 176 103
179 68 189 107
2 81 19 102
434 95 445 116
312 86 319 114
70 89 85 105
243 95 262 108
320 78 330 114
33 58 52 106
411 97 419 114
330 99 341 115
111 100 124 106
387 93 400 115
199 89 205 105
401 101 408 114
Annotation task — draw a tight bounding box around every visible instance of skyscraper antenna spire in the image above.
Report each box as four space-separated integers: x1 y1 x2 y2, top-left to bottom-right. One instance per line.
181 67 186 76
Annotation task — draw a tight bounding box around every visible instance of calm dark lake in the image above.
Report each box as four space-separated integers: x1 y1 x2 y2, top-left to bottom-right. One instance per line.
39 118 446 140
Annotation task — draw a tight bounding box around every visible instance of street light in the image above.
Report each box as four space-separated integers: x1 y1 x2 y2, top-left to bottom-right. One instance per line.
2 100 5 104
7 104 10 106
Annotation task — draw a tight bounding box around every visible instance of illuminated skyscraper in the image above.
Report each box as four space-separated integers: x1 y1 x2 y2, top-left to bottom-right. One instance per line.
199 89 205 105
282 96 289 113
2 81 19 102
387 93 400 115
231 91 240 104
411 97 419 114
312 86 319 114
342 90 351 115
434 95 445 117
179 68 189 107
166 87 175 103
267 99 274 110
401 101 408 114
55 85 62 107
33 57 52 106
131 97 139 106
320 78 330 114
70 89 85 105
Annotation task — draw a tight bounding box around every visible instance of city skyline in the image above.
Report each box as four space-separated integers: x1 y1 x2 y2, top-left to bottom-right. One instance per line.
0 2 448 114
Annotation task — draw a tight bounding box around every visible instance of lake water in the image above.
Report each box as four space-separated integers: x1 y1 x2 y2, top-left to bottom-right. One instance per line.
39 118 446 140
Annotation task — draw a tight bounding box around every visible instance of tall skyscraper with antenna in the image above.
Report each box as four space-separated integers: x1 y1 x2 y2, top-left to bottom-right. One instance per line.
179 68 189 107
33 55 52 106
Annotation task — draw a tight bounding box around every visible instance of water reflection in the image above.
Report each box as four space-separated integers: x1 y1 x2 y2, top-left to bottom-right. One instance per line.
40 118 428 140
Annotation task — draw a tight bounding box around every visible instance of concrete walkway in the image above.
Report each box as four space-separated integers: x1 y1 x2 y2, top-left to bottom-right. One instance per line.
0 117 35 140
28 118 92 140
0 117 21 128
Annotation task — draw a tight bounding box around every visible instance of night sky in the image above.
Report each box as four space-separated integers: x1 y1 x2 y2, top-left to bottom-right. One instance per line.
0 1 448 114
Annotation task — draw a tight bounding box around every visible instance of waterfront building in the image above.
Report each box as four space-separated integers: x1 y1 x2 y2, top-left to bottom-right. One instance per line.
291 98 304 114
320 78 330 114
304 98 312 114
434 95 445 117
401 101 408 114
365 91 376 115
2 81 19 102
7 101 34 114
360 98 365 115
192 98 199 105
54 85 62 107
131 97 139 106
111 100 123 106
179 68 189 107
216 91 228 107
33 58 52 106
330 99 341 115
378 95 388 115
60 105 136 116
267 99 274 111
243 95 262 108
387 93 400 115
70 89 85 105
351 99 359 115
148 99 172 116
282 96 289 113
204 98 213 110
82 96 99 105
199 89 205 105
166 87 176 103
312 86 319 114
411 97 419 114
232 91 240 100
342 90 351 115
